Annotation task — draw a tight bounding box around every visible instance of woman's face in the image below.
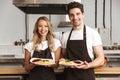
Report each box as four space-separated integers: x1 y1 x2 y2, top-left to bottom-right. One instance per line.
37 20 49 38
69 8 84 27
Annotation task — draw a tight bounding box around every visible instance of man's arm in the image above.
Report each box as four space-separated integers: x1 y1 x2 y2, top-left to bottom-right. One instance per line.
73 45 104 69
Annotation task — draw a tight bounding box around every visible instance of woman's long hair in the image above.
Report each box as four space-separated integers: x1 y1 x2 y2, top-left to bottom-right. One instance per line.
31 16 55 52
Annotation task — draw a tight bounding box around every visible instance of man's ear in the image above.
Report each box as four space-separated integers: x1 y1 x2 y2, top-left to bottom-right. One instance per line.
82 13 85 18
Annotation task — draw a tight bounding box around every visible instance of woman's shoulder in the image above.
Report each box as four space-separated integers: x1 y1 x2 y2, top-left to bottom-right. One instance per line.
24 41 33 48
53 38 61 46
25 41 33 45
53 38 61 43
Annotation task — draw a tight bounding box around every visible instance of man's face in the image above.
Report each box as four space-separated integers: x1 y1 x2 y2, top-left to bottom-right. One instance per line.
69 8 84 27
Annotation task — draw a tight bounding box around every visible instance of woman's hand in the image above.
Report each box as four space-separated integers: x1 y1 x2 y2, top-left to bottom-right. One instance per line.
59 58 66 62
44 60 59 68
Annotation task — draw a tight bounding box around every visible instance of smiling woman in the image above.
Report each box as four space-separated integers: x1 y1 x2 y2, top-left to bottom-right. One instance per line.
24 16 61 80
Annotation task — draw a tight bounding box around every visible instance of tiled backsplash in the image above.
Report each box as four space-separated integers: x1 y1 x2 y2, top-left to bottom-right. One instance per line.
0 45 24 58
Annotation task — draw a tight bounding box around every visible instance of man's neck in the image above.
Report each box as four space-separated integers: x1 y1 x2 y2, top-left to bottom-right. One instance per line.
73 24 84 30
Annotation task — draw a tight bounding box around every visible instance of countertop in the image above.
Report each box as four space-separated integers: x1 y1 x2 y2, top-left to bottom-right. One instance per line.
94 67 120 74
0 67 120 75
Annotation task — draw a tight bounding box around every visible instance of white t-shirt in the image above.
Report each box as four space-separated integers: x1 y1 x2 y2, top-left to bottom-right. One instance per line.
62 26 102 60
24 38 61 61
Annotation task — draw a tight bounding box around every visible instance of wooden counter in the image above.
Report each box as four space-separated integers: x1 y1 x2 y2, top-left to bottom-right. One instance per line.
0 67 120 75
94 67 120 74
0 67 28 75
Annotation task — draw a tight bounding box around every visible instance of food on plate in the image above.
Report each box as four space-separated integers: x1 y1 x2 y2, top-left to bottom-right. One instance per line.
74 60 83 64
62 60 74 65
32 58 40 62
59 59 83 66
30 58 55 66
38 59 53 65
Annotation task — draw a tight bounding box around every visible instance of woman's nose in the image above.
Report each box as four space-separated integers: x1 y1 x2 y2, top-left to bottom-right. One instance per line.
41 26 45 30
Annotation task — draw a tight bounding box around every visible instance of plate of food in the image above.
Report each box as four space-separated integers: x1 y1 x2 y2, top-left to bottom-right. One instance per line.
59 59 84 66
30 58 55 66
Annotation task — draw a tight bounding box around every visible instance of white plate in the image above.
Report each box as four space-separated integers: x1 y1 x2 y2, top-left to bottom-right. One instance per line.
30 58 55 66
59 60 84 66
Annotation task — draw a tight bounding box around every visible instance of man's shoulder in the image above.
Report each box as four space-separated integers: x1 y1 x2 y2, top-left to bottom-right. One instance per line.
25 41 33 46
86 26 98 33
63 31 71 35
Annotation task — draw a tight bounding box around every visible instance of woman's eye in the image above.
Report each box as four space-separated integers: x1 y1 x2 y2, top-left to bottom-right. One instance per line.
38 25 42 27
45 26 48 27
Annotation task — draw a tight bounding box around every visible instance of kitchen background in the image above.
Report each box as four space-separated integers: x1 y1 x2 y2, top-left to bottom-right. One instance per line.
0 0 120 80
0 0 120 46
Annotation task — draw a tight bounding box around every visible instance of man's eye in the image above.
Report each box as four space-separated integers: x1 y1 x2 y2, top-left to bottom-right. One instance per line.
70 14 73 17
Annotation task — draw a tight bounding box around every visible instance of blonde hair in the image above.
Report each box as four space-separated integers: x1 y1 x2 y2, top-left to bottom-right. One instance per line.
31 16 55 52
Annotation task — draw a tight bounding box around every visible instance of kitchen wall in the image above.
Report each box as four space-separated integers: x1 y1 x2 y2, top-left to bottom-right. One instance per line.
82 0 120 45
0 0 25 45
0 0 120 45
112 0 120 44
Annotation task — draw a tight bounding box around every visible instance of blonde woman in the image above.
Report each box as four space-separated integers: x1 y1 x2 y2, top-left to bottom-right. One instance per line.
24 16 61 80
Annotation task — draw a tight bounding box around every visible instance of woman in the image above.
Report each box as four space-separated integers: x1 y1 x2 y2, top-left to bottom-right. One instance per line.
24 16 61 80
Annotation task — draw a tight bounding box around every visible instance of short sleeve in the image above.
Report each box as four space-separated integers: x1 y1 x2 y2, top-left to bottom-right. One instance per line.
54 39 61 51
92 30 102 46
24 42 33 53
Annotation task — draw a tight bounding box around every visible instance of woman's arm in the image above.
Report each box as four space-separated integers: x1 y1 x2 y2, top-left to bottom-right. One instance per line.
53 46 61 68
24 49 36 71
61 48 67 58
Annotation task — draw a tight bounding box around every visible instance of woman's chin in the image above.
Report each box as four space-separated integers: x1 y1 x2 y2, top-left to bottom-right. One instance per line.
41 34 47 37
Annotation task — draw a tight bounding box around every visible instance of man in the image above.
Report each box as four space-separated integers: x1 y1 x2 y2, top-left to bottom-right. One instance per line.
61 1 104 80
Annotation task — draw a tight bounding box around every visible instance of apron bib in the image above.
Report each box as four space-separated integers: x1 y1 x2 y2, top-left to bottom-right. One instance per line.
29 47 56 80
64 25 95 80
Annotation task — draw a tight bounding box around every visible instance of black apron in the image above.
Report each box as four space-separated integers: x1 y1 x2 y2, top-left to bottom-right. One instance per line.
29 46 56 80
64 25 95 80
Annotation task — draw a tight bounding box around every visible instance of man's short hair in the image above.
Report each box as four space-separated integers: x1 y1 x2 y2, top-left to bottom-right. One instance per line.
67 1 84 14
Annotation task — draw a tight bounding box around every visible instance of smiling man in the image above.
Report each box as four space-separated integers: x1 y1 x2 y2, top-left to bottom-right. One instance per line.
61 1 104 80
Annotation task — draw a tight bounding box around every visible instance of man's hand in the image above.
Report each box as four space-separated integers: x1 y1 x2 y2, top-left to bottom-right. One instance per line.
71 61 90 69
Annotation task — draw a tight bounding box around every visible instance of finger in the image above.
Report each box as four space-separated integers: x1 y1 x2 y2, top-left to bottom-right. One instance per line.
84 61 90 68
70 65 74 68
